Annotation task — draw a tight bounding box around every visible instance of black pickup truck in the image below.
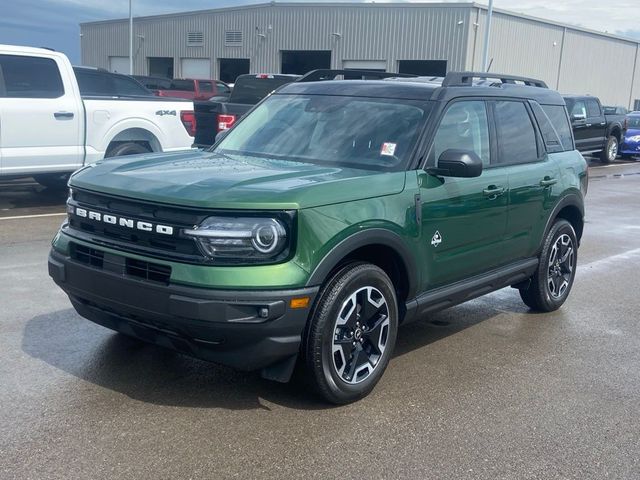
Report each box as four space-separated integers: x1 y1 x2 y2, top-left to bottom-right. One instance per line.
193 73 301 147
563 95 627 163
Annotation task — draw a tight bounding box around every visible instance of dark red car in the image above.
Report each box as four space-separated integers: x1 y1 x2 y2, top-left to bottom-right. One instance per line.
133 76 231 101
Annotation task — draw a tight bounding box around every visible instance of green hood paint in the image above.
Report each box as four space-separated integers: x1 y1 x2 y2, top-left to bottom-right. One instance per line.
71 150 406 210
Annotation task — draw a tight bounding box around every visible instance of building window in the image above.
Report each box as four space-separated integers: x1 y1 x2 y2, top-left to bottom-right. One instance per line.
225 31 243 46
187 32 204 47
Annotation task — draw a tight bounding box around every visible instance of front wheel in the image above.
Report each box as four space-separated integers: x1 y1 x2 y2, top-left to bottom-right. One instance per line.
303 263 398 404
33 173 71 190
519 219 578 312
600 135 618 163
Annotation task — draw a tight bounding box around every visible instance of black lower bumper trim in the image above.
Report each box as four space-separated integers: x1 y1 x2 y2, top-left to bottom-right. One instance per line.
49 249 318 373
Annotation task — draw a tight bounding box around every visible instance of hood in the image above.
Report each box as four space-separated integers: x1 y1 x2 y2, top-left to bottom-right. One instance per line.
624 127 640 139
70 150 407 210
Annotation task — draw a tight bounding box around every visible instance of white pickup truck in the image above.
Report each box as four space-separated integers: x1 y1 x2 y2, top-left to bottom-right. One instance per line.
0 44 195 188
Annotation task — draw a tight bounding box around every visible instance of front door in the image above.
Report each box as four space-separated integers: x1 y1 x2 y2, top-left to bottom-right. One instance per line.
419 99 508 290
0 52 83 176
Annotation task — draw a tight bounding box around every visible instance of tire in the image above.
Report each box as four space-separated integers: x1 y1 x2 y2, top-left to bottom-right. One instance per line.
600 135 618 163
303 262 398 404
519 219 578 312
33 173 71 190
105 142 151 158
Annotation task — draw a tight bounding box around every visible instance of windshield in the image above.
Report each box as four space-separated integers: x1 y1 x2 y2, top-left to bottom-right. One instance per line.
214 94 432 171
627 116 640 129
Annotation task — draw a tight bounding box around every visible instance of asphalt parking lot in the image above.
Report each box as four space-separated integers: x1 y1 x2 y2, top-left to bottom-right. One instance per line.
1 159 640 479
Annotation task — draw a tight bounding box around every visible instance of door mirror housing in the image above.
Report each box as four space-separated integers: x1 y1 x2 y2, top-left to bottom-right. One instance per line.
571 113 586 122
429 149 483 178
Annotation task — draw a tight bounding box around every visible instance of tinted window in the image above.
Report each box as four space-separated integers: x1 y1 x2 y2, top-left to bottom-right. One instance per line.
429 101 490 166
216 82 231 94
199 81 213 92
74 69 111 95
169 79 195 91
230 76 295 104
494 101 538 164
216 94 432 171
112 76 151 96
569 100 587 119
0 54 64 98
627 116 640 129
541 104 574 151
586 99 601 117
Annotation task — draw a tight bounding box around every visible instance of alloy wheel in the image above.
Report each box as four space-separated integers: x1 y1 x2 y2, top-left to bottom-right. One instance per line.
331 286 390 385
547 233 574 299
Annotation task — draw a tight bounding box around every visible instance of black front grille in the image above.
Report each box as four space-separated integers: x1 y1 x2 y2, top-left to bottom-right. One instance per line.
70 244 104 268
126 258 172 284
67 189 208 262
71 243 171 284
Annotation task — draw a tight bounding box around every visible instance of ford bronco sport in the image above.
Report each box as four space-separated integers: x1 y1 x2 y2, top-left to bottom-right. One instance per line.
49 70 588 404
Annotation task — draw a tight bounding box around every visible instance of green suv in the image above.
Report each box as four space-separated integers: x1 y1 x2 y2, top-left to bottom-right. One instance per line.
49 71 587 404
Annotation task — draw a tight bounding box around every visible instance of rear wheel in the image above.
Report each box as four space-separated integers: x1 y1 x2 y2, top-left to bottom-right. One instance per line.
600 135 618 163
33 173 70 190
105 142 151 158
519 219 578 312
303 263 398 404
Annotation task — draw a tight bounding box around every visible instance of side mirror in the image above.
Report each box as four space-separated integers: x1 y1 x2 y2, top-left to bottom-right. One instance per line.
571 113 586 121
214 128 231 143
430 149 483 178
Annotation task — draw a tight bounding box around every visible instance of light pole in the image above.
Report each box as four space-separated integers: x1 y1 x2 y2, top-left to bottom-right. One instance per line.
129 0 133 74
481 0 494 72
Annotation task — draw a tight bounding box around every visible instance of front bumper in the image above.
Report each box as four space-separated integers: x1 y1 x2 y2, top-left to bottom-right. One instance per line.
48 249 318 379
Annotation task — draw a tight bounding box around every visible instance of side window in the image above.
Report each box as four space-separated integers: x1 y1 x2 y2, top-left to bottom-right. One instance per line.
429 101 491 166
570 100 587 119
586 99 601 117
0 54 64 98
216 82 231 94
541 104 574 151
74 70 112 96
112 76 150 96
493 101 539 164
199 81 213 92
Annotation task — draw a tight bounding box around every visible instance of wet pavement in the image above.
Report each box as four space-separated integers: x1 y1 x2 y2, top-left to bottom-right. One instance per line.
1 162 640 479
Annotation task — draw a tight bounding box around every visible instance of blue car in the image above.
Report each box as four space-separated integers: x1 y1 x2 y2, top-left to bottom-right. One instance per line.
621 113 640 159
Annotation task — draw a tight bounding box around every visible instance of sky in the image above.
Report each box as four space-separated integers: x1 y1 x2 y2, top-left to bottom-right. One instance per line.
2 0 639 63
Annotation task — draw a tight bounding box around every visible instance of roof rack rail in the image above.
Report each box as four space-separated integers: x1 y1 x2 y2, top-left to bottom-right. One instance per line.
298 69 416 82
442 71 548 88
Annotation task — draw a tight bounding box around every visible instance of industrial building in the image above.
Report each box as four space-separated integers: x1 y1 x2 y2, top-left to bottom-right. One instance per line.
80 2 640 109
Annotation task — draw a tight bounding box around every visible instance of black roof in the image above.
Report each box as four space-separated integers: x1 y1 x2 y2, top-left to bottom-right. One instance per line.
279 77 566 106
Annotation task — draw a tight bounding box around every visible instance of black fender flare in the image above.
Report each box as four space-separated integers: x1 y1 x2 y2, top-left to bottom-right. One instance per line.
540 193 585 250
305 228 419 299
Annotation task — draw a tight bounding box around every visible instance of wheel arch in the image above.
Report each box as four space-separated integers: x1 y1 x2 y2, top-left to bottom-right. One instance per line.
106 127 162 155
542 194 585 249
305 229 418 306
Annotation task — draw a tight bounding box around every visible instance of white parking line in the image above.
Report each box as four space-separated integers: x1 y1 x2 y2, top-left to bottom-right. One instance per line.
0 212 66 221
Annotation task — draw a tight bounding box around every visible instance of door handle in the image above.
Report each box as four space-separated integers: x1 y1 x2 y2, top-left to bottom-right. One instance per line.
585 123 592 127
540 177 558 187
483 185 505 199
54 111 74 119
599 122 606 126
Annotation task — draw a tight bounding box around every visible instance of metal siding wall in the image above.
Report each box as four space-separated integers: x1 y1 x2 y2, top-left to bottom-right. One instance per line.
80 4 471 78
558 30 637 106
468 10 564 86
631 46 640 110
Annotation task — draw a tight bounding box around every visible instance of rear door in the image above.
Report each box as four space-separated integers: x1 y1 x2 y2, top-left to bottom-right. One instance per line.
419 99 509 289
0 52 83 176
585 98 606 149
567 98 591 151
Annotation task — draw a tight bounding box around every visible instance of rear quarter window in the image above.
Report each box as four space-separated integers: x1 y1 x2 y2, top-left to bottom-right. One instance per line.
540 104 574 152
0 54 64 98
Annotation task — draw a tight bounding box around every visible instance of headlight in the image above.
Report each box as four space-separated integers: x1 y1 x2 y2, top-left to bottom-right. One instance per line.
626 135 640 143
183 216 290 263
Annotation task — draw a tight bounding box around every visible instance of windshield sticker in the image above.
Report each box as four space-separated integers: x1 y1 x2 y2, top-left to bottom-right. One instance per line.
380 142 397 157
